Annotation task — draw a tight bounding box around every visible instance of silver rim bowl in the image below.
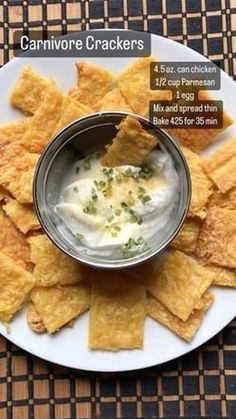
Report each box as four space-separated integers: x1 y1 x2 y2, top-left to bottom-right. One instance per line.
33 112 192 269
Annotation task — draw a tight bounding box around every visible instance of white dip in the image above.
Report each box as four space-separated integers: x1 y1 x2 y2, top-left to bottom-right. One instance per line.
55 149 179 259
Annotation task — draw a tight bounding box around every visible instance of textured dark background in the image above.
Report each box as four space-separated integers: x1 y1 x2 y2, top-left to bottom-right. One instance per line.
0 1 236 418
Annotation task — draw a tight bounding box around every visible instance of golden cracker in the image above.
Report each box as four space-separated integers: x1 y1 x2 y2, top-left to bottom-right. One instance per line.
54 96 89 133
89 274 146 350
28 234 83 286
117 57 172 118
97 88 132 112
148 291 214 341
147 250 214 321
30 284 90 333
204 137 236 193
0 251 35 322
10 66 55 114
209 188 236 210
0 118 31 145
21 86 64 153
69 61 114 110
181 146 213 219
205 265 236 287
3 199 40 234
0 143 39 203
197 206 236 269
0 208 31 269
102 116 158 167
171 219 201 253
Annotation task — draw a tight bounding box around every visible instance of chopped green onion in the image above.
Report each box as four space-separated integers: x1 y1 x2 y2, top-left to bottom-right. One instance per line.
83 156 91 170
121 236 150 259
141 195 151 204
75 233 84 243
107 215 115 223
73 186 79 193
91 187 98 201
83 201 97 215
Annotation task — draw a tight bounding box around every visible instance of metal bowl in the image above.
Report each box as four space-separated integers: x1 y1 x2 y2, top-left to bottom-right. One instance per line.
33 112 191 269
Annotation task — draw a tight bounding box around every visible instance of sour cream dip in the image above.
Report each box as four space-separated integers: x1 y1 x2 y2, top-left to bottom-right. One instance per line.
55 149 179 259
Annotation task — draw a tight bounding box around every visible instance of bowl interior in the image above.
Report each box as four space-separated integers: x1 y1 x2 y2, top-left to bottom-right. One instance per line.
34 112 191 269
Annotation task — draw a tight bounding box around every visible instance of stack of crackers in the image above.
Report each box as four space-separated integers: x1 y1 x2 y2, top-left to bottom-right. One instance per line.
0 57 235 351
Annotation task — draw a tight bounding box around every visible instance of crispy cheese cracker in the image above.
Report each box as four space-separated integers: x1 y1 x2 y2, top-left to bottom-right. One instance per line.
102 116 158 167
0 251 35 322
171 219 201 253
148 291 214 342
205 265 236 287
21 87 64 153
197 207 236 269
147 250 214 321
28 235 83 286
168 91 234 152
54 96 89 133
0 186 10 202
0 143 39 203
97 88 132 112
117 57 172 118
0 208 30 269
204 137 236 193
27 302 46 333
181 146 213 219
30 284 90 333
10 66 54 114
209 188 236 210
69 61 114 110
89 275 146 350
3 199 40 234
0 118 31 145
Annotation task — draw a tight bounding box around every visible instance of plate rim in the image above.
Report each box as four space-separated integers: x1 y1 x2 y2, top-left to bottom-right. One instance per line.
0 29 235 372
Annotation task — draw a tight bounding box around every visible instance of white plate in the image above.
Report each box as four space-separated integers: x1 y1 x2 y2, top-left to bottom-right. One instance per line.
0 31 235 372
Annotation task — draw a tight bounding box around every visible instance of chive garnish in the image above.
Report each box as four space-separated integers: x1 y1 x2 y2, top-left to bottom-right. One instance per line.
83 201 97 215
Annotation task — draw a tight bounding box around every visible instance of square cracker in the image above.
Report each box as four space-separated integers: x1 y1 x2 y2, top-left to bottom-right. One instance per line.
197 206 236 269
148 291 214 342
117 56 172 118
10 66 55 115
168 91 234 152
3 199 40 234
171 219 200 253
30 284 90 333
0 143 39 203
205 265 236 287
69 61 114 110
147 250 214 321
0 119 31 146
0 186 10 202
21 86 64 153
89 274 146 350
54 96 89 134
203 137 236 193
0 208 31 269
102 116 158 167
97 88 132 113
28 235 83 286
0 251 35 322
209 188 236 210
181 146 213 219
